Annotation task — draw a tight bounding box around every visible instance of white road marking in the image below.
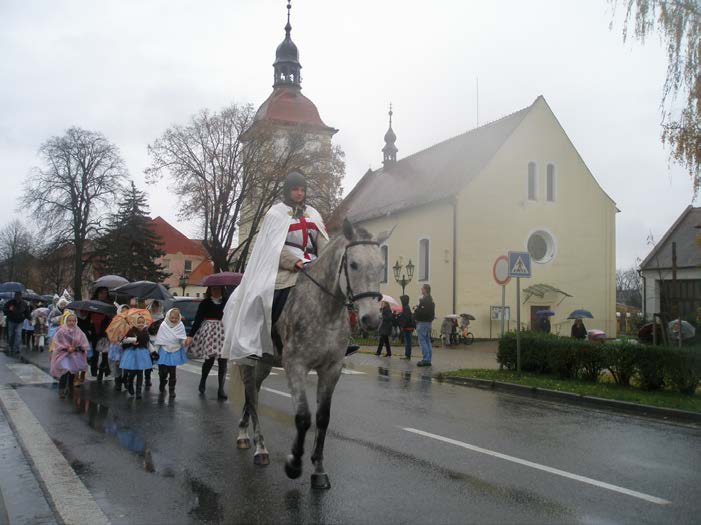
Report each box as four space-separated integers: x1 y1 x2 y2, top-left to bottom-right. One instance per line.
6 364 55 384
402 428 671 505
180 363 277 377
0 386 111 524
262 387 292 398
271 366 365 376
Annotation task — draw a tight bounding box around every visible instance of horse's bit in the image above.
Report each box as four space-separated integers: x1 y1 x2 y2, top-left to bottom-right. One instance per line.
299 240 383 307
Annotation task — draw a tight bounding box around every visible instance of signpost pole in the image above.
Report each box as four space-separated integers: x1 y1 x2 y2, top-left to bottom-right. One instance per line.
500 285 506 337
516 277 521 374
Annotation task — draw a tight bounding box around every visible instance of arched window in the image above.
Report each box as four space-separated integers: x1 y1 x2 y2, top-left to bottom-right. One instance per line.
528 162 537 201
546 163 555 202
418 238 430 281
380 245 388 283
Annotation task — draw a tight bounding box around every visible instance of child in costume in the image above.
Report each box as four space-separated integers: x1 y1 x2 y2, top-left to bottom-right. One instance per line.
50 312 89 399
154 308 189 397
120 315 152 400
108 305 130 391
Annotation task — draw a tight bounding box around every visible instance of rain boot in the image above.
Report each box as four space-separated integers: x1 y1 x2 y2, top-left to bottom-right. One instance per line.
135 371 143 400
199 358 214 394
217 358 228 400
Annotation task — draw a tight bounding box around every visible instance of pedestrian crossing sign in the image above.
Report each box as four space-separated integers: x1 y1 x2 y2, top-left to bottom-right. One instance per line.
508 251 531 278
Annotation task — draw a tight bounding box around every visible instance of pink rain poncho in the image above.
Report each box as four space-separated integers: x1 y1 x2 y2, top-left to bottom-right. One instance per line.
49 317 90 378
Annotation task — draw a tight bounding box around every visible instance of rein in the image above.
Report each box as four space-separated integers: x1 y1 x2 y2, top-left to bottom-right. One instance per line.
299 240 383 307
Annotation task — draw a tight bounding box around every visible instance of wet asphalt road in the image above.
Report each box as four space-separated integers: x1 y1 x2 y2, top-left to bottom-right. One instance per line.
2 349 701 525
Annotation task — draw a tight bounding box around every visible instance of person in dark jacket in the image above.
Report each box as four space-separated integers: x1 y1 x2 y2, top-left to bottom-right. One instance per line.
571 319 587 339
540 316 551 334
414 284 435 367
375 301 393 357
187 286 229 400
3 292 30 354
398 295 415 360
88 286 113 382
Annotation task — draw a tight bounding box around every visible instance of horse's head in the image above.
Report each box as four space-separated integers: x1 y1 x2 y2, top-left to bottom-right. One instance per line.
340 219 393 332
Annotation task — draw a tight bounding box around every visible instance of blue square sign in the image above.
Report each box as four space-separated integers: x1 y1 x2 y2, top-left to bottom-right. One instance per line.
508 251 531 278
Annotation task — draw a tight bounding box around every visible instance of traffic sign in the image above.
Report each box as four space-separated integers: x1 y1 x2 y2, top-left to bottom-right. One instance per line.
508 251 531 278
492 256 511 286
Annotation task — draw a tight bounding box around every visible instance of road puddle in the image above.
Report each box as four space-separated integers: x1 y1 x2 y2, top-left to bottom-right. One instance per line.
187 473 223 523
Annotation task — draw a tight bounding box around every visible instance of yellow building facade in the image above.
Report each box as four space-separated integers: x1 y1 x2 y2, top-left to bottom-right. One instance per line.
335 96 617 338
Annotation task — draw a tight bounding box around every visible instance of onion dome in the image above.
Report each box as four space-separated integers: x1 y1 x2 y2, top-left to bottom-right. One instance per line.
273 1 301 88
382 104 398 166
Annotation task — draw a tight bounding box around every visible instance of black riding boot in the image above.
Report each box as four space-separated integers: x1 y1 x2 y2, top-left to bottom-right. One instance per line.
217 358 228 400
199 358 214 394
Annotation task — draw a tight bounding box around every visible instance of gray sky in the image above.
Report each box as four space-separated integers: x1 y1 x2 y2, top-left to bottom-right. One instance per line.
0 0 695 269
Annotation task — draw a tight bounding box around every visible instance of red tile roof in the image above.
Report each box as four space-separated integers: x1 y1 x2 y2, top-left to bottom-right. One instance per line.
149 217 207 257
253 86 336 134
187 259 214 285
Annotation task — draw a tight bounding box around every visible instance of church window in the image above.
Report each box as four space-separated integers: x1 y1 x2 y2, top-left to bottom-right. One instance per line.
380 245 388 283
527 230 556 264
184 260 192 273
527 162 537 201
418 238 430 281
546 164 555 202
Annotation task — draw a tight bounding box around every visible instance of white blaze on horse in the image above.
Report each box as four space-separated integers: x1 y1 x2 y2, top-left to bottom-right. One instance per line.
232 219 389 489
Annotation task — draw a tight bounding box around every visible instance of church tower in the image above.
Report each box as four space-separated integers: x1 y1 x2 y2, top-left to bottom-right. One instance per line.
382 104 398 167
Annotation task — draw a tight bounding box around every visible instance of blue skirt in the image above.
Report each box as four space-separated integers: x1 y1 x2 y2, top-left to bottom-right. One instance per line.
120 348 152 371
108 343 123 362
157 347 187 366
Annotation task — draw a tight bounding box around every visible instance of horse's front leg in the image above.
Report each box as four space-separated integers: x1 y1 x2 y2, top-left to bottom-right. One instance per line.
284 362 310 480
310 363 343 490
236 365 253 449
252 362 272 465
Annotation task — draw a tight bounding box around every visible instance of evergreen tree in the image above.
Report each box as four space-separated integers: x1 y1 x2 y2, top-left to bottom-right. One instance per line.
95 182 170 283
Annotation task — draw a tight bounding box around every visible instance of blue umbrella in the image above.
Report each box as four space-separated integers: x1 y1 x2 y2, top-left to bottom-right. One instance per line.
568 309 593 319
535 310 555 317
0 282 25 293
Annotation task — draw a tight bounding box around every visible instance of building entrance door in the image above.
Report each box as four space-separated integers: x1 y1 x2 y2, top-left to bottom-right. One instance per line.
530 305 550 331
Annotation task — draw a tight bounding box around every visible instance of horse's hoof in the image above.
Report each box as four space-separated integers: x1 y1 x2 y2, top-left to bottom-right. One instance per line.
311 473 331 490
284 455 302 479
237 438 251 450
254 453 270 466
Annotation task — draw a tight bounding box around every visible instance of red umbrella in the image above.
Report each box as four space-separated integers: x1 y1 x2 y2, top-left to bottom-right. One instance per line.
390 304 403 313
199 272 243 287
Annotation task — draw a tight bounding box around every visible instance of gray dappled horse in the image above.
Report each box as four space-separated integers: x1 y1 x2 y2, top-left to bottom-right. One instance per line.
236 219 388 489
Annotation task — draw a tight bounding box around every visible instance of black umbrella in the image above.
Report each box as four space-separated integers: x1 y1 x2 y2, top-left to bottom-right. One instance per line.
93 275 129 290
0 282 25 293
112 281 174 301
66 300 117 316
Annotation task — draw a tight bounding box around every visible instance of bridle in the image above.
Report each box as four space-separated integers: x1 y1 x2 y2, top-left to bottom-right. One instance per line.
299 240 383 307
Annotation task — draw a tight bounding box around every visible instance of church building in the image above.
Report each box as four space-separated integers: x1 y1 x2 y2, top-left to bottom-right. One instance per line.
333 96 618 338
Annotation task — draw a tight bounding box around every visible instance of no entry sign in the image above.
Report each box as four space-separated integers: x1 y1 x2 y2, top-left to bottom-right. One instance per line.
493 256 511 286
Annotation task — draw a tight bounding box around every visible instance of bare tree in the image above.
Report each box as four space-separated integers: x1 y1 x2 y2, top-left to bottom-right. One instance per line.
616 265 643 307
0 220 34 283
22 127 127 299
146 103 344 272
610 0 700 194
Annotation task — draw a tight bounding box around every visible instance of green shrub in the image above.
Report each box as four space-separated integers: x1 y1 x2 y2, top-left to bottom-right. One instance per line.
635 346 668 391
548 342 579 379
606 342 638 386
665 348 701 395
577 344 608 382
497 331 554 373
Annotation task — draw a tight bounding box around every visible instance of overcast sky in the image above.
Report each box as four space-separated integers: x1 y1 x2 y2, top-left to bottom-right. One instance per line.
0 0 695 268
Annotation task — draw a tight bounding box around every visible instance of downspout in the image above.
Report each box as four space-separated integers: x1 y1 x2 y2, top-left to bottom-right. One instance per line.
452 198 457 314
639 270 646 320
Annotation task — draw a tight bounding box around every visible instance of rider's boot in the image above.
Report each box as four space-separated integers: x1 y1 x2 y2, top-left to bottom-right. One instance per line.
217 358 228 400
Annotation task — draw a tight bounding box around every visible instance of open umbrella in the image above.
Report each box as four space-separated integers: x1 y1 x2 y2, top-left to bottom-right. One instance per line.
587 329 607 341
199 272 243 287
66 300 117 317
40 294 55 303
22 292 43 302
93 275 129 290
0 282 25 293
381 294 399 306
390 304 403 313
31 307 49 319
106 308 153 343
536 310 555 317
668 319 696 340
445 314 461 319
568 309 593 319
460 313 476 321
112 281 174 301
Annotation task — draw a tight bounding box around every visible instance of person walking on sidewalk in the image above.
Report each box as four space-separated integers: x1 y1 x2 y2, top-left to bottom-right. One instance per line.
49 312 89 399
414 284 435 367
154 308 189 398
375 301 393 357
120 315 152 400
3 292 30 354
398 295 415 360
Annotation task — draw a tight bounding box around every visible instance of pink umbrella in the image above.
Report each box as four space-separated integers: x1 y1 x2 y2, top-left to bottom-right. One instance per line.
199 272 243 287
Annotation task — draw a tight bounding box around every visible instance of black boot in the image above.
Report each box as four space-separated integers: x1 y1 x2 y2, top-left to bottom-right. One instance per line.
199 358 214 394
135 372 143 400
144 368 152 390
114 375 122 392
58 374 68 399
126 372 135 397
217 358 228 400
346 345 360 357
168 368 176 398
97 369 103 383
159 367 168 393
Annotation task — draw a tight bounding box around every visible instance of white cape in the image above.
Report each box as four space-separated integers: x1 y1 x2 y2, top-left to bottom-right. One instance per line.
223 202 328 362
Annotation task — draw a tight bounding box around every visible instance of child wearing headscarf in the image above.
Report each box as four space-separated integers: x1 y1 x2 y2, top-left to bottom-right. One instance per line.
120 315 152 400
154 308 189 397
50 312 90 399
108 305 130 392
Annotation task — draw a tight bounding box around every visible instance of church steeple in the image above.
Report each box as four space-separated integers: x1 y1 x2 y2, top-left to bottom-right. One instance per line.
382 104 398 166
273 1 302 88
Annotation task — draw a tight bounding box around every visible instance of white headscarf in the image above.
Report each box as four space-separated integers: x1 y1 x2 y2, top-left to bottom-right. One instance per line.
154 308 186 353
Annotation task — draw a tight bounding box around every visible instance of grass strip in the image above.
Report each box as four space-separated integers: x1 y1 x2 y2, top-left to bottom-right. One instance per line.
441 369 701 413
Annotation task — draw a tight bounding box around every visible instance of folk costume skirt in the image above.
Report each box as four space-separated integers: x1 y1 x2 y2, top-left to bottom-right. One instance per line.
107 342 123 362
190 320 224 360
157 346 187 366
120 347 152 371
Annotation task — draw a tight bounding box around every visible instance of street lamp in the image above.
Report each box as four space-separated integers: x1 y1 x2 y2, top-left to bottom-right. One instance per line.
393 258 414 296
178 273 189 296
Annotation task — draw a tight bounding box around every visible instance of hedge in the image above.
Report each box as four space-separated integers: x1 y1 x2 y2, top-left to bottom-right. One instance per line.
497 331 701 394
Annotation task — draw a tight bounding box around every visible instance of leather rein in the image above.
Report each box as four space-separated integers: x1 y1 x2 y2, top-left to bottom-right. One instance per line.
299 240 383 307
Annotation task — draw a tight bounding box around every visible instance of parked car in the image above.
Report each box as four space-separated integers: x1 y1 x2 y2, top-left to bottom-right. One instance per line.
162 296 203 333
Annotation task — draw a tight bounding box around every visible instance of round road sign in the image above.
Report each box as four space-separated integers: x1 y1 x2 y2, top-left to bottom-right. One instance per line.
493 256 511 286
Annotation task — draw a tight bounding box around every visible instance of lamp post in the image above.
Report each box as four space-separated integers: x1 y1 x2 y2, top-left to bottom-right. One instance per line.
392 259 414 296
178 273 189 296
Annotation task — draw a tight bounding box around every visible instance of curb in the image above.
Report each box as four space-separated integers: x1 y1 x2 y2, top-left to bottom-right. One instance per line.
439 375 701 424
